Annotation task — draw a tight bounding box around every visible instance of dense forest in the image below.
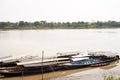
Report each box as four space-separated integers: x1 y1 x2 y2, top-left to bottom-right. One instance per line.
0 21 120 29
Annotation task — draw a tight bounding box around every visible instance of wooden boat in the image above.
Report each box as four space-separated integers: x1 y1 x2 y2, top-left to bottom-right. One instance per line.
0 58 69 77
62 54 119 69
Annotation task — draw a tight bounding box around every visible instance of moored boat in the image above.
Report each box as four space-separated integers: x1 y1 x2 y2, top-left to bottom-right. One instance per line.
62 52 119 69
0 58 69 77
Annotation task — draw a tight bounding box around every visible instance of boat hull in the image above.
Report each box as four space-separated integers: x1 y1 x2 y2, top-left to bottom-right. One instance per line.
0 65 63 77
63 57 118 69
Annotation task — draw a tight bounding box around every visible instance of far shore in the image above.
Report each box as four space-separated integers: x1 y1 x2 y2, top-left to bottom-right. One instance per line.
0 28 120 31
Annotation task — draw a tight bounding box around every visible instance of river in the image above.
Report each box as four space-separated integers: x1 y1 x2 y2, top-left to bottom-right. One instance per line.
0 29 120 57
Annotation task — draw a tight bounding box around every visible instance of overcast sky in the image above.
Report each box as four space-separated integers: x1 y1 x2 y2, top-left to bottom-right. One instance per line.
0 0 120 22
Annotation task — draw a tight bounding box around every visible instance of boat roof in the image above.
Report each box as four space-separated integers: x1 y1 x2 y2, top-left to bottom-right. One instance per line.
88 51 117 57
71 57 89 61
23 61 69 67
71 53 90 58
0 55 38 63
0 55 12 60
17 58 69 65
57 51 82 56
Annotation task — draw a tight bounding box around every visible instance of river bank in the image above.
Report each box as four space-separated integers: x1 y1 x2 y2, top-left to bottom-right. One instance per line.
50 61 119 80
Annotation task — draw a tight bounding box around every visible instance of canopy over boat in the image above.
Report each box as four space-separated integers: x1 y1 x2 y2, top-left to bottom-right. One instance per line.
71 57 89 61
71 52 90 57
0 54 38 63
88 51 118 57
0 56 12 60
17 58 69 66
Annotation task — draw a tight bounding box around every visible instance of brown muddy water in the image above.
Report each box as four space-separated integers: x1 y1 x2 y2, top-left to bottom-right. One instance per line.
1 61 119 80
0 29 120 80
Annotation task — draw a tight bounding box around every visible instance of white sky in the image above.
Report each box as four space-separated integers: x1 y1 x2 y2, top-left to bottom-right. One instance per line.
0 0 120 22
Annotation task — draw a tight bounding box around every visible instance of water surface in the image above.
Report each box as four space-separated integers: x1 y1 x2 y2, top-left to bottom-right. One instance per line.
0 29 120 57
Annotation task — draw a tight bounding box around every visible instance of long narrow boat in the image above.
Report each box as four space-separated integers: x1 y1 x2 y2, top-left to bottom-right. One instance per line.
62 54 119 69
0 58 70 77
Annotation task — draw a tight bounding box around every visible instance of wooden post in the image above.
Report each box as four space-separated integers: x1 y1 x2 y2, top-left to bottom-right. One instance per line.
41 51 44 80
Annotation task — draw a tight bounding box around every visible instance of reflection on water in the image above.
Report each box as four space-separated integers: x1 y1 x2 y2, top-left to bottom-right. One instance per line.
0 29 120 57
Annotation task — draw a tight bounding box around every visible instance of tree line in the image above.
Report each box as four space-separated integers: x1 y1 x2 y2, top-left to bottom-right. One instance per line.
0 21 120 29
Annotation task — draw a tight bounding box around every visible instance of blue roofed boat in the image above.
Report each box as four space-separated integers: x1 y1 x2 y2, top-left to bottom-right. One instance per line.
62 51 119 69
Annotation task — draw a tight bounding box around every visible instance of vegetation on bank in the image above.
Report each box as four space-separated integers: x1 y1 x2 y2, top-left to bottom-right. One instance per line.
0 21 120 29
105 76 120 80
